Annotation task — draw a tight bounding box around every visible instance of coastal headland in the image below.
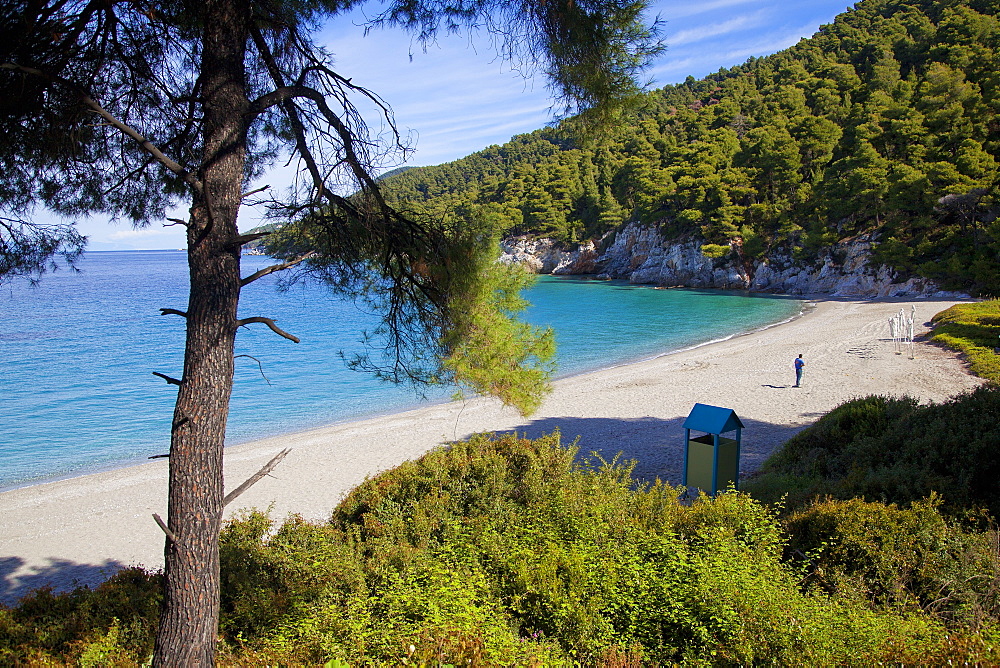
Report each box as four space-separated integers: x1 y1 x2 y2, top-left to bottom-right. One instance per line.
0 297 985 604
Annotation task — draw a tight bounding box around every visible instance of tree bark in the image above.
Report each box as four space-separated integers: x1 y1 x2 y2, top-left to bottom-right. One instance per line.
152 0 249 664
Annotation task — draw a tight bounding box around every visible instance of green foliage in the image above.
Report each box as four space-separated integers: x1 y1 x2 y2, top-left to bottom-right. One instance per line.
440 242 555 416
0 567 161 665
756 394 919 480
699 243 730 259
212 432 1000 664
267 212 554 417
785 496 1000 630
6 433 1000 664
745 384 1000 518
378 0 1000 295
931 299 1000 381
0 219 86 286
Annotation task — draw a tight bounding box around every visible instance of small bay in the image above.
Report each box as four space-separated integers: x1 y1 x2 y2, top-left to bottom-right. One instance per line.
0 251 801 489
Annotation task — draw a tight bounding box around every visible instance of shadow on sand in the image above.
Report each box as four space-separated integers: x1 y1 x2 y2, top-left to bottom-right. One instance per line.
2 416 811 606
0 555 130 606
498 414 807 484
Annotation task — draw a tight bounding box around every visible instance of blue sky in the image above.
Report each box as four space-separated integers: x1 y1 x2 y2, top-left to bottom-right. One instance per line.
79 0 853 250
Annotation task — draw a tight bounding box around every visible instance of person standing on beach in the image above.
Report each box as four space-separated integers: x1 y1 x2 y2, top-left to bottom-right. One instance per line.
794 354 805 387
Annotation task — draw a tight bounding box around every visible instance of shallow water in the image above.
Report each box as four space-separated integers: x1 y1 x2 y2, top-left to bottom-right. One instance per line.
0 251 801 488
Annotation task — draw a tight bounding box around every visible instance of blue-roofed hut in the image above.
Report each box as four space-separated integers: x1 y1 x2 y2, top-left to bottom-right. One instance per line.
682 403 744 496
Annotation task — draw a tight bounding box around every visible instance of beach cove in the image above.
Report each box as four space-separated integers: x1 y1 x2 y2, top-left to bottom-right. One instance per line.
0 252 803 491
0 297 985 603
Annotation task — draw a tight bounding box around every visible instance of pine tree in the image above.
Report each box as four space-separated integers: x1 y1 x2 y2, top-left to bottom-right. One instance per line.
1 0 662 662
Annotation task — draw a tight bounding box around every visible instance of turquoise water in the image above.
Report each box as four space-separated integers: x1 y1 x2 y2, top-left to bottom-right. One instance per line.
0 251 801 489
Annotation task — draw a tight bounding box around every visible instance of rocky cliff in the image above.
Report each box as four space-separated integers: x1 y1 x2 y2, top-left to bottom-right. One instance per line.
500 222 966 299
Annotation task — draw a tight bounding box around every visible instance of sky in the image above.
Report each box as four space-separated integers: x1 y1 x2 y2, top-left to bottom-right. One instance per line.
73 0 854 250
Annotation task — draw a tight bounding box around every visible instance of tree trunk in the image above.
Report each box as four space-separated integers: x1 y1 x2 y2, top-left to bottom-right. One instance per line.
152 0 248 664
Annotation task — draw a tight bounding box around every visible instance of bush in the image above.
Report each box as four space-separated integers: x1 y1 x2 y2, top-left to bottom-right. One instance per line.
6 432 1000 664
745 385 1000 517
214 433 998 665
759 395 918 480
0 567 161 666
700 243 730 259
930 300 1000 382
785 497 1000 625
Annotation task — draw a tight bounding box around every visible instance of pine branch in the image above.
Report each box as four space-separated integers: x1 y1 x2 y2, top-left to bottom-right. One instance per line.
152 513 179 543
235 316 300 343
240 251 316 287
235 232 270 245
0 63 204 193
152 371 182 385
235 354 272 386
241 185 271 199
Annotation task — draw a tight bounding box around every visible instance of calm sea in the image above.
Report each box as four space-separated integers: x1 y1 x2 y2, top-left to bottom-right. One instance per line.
0 251 801 489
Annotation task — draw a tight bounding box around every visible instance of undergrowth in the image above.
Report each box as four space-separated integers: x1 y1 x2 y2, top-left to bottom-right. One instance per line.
5 432 999 665
743 384 1000 517
930 300 1000 382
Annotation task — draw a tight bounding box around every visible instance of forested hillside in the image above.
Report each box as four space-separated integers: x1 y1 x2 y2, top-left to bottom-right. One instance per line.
381 0 1000 294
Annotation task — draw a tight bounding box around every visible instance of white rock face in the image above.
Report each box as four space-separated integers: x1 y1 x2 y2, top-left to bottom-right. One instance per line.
499 223 968 299
499 237 601 275
597 225 747 289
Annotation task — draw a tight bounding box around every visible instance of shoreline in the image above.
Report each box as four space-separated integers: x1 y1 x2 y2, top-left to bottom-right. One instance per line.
0 297 985 603
0 289 806 494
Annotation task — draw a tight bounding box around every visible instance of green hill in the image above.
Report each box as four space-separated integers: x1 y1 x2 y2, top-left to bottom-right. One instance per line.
381 0 1000 295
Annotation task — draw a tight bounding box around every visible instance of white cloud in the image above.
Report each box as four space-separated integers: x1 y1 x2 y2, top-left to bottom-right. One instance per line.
318 26 559 168
651 14 834 84
106 227 169 241
713 20 829 62
666 11 768 47
657 0 761 21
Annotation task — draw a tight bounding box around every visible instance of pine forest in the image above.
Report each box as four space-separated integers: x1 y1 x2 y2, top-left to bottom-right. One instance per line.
379 0 1000 295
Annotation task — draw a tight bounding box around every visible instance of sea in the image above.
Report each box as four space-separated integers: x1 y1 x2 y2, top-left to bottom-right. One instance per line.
0 250 802 490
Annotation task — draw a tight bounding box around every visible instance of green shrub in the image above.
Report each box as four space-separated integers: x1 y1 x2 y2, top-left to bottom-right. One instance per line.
931 300 1000 382
0 567 161 666
214 433 997 665
6 432 1000 664
787 497 945 605
745 385 1000 517
219 510 369 654
759 394 918 481
785 496 1000 630
700 243 730 259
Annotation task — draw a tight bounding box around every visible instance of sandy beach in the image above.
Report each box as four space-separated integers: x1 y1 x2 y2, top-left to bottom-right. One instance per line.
0 297 985 604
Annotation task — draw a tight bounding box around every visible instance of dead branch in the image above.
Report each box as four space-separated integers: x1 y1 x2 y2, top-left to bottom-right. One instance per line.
247 30 330 205
235 354 272 386
236 316 300 342
247 27 402 218
240 251 316 287
152 372 182 385
241 185 270 199
235 232 271 246
152 513 179 543
159 308 188 318
245 83 387 208
148 453 169 459
164 218 188 227
223 448 292 507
